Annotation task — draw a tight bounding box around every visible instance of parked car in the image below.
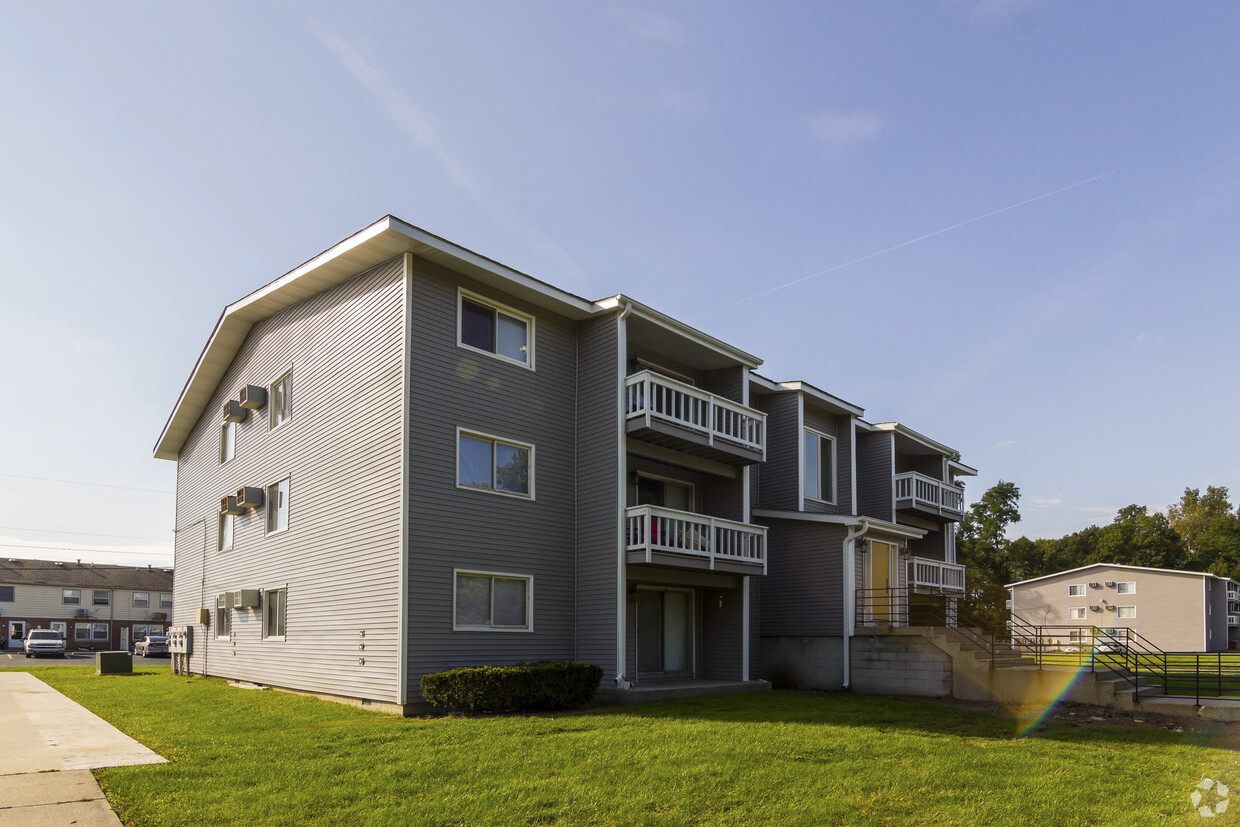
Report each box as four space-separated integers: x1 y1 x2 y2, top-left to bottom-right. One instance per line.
134 635 170 657
24 629 67 658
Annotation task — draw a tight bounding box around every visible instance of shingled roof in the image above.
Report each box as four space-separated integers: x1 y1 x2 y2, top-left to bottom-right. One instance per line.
0 558 173 591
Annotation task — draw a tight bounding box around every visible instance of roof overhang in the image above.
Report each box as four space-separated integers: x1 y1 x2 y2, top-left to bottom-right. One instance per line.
154 215 600 460
1006 562 1233 589
751 510 928 540
872 422 959 458
595 295 762 370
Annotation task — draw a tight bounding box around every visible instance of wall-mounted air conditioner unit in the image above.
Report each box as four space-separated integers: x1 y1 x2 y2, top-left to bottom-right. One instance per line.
230 589 261 609
1089 582 1102 588
239 384 267 410
1106 604 1117 611
223 399 248 423
1090 606 1102 612
236 487 264 509
220 495 245 516
1104 581 1116 587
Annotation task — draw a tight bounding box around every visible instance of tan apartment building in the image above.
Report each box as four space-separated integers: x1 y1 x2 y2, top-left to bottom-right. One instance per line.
1008 563 1239 653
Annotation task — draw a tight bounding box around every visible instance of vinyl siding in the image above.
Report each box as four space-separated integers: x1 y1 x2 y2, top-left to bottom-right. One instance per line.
575 314 622 675
856 431 893 521
701 584 744 680
173 258 407 702
802 407 851 515
758 520 847 636
756 393 799 510
404 261 580 697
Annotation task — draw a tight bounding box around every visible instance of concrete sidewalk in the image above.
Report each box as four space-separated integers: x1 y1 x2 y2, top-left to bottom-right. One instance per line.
0 671 166 826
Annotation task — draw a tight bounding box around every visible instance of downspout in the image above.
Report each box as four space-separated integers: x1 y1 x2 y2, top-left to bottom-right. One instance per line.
843 519 873 690
615 302 633 688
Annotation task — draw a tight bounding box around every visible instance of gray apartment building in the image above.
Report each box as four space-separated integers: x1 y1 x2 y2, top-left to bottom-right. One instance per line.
154 215 973 711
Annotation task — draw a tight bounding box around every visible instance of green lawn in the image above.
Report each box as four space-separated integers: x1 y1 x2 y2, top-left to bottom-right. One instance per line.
7 663 1238 825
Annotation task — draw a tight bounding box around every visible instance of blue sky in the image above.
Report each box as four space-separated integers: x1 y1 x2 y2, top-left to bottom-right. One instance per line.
2 1 1237 566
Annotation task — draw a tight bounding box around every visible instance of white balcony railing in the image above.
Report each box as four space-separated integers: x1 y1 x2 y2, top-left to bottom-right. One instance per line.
910 557 966 591
625 371 765 455
1229 615 1239 628
894 472 965 517
625 505 766 570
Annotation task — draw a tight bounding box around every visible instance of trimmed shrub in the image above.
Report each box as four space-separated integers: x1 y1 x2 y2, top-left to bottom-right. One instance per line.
420 661 604 713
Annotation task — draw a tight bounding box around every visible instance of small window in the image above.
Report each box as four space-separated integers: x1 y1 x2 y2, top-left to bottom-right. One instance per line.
269 371 291 430
1116 581 1136 594
74 624 91 641
61 589 81 605
458 291 534 368
804 429 835 503
635 474 694 512
1068 584 1086 597
219 512 235 551
263 588 286 639
266 477 290 534
220 420 236 463
215 595 231 640
1116 606 1137 619
1068 607 1087 620
457 430 533 498
0 585 13 602
91 623 108 641
93 590 110 606
132 592 150 608
160 593 173 609
454 570 532 631
133 624 148 639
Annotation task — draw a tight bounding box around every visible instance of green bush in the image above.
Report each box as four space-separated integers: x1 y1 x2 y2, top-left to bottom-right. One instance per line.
420 661 604 713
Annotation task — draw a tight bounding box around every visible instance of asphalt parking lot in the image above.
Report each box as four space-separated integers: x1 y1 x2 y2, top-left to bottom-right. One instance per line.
1 649 171 666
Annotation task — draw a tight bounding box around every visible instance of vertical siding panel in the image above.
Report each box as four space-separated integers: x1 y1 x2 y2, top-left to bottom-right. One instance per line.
758 520 846 636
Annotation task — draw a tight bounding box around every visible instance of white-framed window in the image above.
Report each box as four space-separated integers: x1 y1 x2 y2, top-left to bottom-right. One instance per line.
215 594 231 640
132 592 149 608
1068 607 1087 620
220 420 236 463
456 429 533 499
74 624 91 641
91 623 108 641
159 593 172 609
804 429 835 503
633 472 694 512
61 589 80 605
263 588 286 640
266 477 290 534
1068 584 1086 597
453 570 533 632
219 512 234 551
458 289 534 369
269 371 291 430
93 590 110 606
1116 606 1137 619
1116 581 1136 594
49 621 67 639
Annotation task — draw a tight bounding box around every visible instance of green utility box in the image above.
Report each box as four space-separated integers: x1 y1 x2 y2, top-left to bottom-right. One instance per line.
96 650 133 675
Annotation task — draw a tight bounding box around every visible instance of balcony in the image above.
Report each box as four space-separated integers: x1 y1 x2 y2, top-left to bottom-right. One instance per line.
626 505 766 574
625 371 765 465
909 557 966 592
894 472 965 521
1229 615 1239 628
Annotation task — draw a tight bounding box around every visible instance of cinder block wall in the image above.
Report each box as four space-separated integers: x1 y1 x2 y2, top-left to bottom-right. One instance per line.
849 636 951 697
761 636 844 689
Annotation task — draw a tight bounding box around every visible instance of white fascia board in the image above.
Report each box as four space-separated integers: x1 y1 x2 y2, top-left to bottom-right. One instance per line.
748 372 784 393
1005 562 1222 590
751 510 928 539
595 295 763 369
872 422 958 457
777 381 864 417
154 215 601 460
948 460 979 477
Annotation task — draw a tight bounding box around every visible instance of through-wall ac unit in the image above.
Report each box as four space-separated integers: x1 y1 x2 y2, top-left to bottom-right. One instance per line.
220 495 245 516
236 487 265 509
223 399 248 423
1090 606 1102 612
1105 604 1117 612
1104 581 1116 588
1089 582 1102 588
230 589 261 609
238 384 267 410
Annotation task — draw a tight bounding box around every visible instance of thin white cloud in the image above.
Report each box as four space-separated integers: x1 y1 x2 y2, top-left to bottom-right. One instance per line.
1134 332 1165 345
806 110 885 152
1029 496 1062 507
607 7 683 44
309 24 585 286
994 440 1016 448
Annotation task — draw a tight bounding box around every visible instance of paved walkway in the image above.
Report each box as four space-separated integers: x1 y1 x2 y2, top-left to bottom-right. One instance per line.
0 671 166 826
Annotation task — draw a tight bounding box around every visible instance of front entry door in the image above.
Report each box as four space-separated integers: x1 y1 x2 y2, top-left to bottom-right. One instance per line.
868 541 898 624
637 589 694 678
8 621 25 648
120 627 129 652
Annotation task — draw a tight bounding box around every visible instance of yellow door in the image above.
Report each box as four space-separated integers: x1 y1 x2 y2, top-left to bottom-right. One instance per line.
869 541 897 624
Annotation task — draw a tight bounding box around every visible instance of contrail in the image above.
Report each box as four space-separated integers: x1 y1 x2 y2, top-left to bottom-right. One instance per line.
694 171 1115 319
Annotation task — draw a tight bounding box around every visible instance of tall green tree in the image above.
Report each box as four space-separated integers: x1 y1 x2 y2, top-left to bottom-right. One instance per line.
957 480 1022 624
1168 486 1237 556
1095 504 1181 569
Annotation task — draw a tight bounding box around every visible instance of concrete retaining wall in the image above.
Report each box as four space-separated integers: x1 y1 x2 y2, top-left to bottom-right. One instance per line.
849 634 952 697
761 636 844 689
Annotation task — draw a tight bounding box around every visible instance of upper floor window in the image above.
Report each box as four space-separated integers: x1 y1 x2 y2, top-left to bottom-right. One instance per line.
1116 581 1136 594
269 371 291 430
457 429 533 498
0 585 13 602
93 590 110 606
61 589 80 605
1068 584 1086 597
160 593 173 609
634 473 694 512
132 592 150 608
458 290 534 368
220 420 236 463
266 477 290 534
1068 607 1086 620
1116 606 1136 619
804 429 835 503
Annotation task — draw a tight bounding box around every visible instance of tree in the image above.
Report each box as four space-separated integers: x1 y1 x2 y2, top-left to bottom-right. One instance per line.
1168 486 1237 556
1096 505 1181 569
957 481 1022 624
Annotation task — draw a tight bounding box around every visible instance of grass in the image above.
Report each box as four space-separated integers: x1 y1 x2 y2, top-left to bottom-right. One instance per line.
6 662 1240 825
1024 652 1240 697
